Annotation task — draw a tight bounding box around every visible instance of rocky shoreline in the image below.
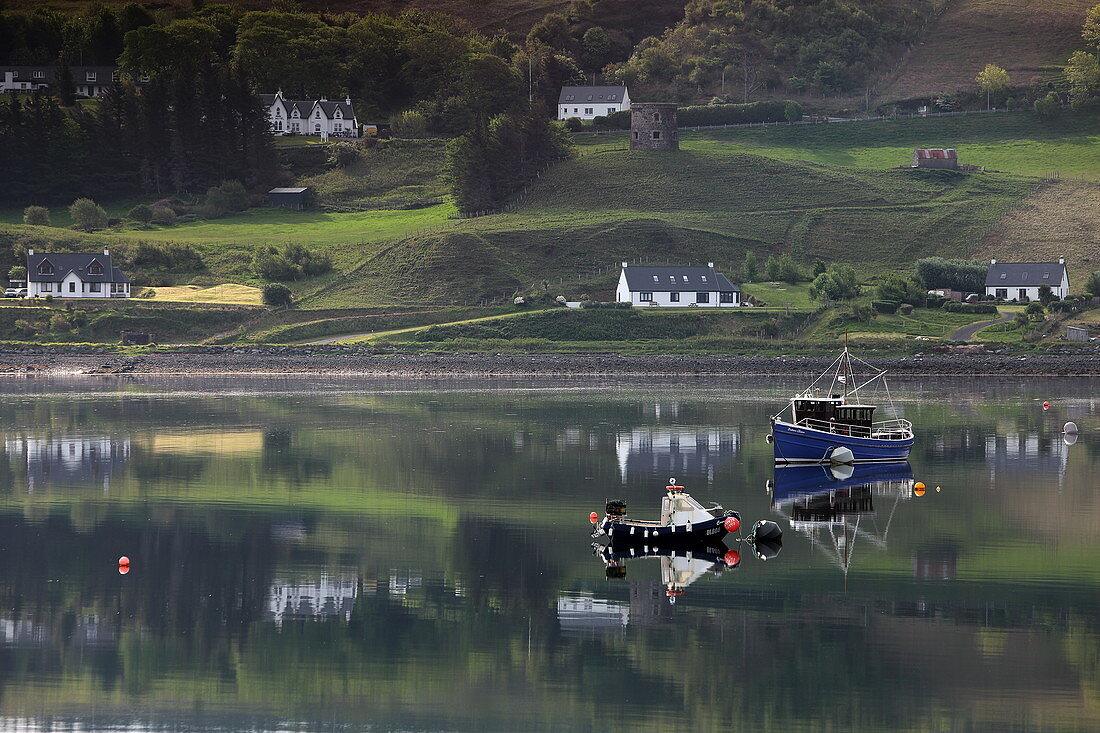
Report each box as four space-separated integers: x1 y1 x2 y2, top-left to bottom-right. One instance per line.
0 346 1098 377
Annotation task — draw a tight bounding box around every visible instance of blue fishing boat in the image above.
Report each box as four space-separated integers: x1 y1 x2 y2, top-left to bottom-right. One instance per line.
769 347 913 463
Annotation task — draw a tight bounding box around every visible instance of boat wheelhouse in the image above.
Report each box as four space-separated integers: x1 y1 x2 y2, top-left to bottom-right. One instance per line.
770 347 913 463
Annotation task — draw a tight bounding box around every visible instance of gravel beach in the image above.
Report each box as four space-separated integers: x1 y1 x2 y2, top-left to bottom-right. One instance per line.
0 346 1098 377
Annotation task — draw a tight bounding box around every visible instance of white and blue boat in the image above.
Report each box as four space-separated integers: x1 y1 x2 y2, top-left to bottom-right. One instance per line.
769 347 913 463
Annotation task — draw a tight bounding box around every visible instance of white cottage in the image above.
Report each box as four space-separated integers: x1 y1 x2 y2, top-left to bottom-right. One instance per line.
615 262 741 307
558 85 630 121
985 258 1069 301
260 91 358 138
25 249 130 299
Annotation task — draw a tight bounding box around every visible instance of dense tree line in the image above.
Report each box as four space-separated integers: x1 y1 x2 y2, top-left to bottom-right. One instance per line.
603 0 933 101
0 61 276 207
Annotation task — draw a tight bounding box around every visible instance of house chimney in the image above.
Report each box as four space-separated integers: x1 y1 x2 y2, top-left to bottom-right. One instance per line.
27 248 34 256
990 258 997 265
707 262 714 269
1059 257 1065 265
104 248 109 256
621 261 628 268
345 96 352 106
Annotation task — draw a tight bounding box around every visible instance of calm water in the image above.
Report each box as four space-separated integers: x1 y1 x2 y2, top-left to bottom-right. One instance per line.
0 375 1097 732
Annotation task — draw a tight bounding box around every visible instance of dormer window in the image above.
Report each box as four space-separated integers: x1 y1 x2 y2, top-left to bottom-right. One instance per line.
1043 272 1049 279
652 275 659 282
87 259 103 276
682 276 688 282
1000 273 1006 279
86 72 97 82
701 275 708 283
1021 273 1028 280
38 260 54 276
32 70 44 79
587 95 593 100
609 94 616 100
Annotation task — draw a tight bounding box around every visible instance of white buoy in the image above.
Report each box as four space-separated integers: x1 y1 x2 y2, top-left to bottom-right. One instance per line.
829 463 855 481
828 446 855 465
1063 421 1079 435
1064 433 1079 446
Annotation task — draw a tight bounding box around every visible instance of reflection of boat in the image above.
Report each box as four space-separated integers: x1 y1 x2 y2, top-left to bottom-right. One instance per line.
593 479 742 546
597 542 739 603
769 347 913 463
770 462 912 579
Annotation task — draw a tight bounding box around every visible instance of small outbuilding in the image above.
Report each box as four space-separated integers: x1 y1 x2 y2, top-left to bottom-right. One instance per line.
912 149 958 169
1065 326 1089 342
267 187 315 210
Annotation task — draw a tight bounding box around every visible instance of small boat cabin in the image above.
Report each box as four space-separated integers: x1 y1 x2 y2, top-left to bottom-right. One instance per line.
792 397 876 431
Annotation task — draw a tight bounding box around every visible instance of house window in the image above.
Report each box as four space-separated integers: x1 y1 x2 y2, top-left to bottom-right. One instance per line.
607 108 615 114
1042 272 1049 279
652 131 661 140
41 282 52 292
584 108 593 115
639 291 653 302
670 292 680 302
86 72 96 82
90 282 101 292
720 292 735 303
38 261 54 275
653 112 661 122
291 122 299 131
88 260 103 275
696 292 709 303
609 94 617 100
1018 289 1028 300
995 288 1008 299
32 70 44 79
573 108 578 113
314 124 321 133
111 70 120 82
334 122 342 132
632 132 638 139
701 275 707 283
69 282 76 293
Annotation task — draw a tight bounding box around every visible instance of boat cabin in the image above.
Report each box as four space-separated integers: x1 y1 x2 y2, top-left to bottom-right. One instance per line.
792 398 876 431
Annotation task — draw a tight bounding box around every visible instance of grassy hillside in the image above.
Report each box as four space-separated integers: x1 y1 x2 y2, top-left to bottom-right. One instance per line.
877 0 1096 101
299 138 448 206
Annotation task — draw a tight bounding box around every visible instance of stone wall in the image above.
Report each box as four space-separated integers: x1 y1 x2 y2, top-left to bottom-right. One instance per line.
630 103 678 151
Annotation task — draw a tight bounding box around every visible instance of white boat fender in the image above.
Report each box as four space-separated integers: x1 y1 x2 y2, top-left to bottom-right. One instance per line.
828 446 855 465
765 433 774 444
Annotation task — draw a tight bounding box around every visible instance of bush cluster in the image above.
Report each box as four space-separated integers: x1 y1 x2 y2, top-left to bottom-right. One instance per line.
942 302 998 314
252 243 332 281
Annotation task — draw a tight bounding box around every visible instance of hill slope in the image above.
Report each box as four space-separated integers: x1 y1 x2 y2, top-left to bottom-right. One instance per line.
877 0 1095 101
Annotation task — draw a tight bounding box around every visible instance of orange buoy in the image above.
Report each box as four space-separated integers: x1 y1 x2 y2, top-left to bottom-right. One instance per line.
118 565 130 575
118 556 130 567
589 512 598 524
913 485 926 497
723 516 741 533
723 549 741 568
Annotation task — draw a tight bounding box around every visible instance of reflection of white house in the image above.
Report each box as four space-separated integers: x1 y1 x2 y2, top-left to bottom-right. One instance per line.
6 436 131 491
0 615 114 647
557 594 629 633
984 431 1069 487
266 572 358 627
615 427 740 484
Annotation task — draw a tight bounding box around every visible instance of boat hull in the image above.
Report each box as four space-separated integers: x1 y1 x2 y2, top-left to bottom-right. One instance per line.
772 420 912 463
601 514 730 546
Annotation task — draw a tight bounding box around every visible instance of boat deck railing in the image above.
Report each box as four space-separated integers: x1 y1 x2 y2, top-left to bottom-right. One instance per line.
795 417 913 440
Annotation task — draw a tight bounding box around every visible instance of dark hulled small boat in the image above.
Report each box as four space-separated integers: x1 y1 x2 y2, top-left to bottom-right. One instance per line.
592 479 742 546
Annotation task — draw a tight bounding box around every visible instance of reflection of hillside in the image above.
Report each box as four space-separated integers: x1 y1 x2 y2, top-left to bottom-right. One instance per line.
5 436 130 490
150 430 264 455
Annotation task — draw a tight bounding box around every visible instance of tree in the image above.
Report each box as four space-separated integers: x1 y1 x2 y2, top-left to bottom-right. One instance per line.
975 63 1010 109
1038 283 1055 306
1065 51 1100 109
8 266 27 283
784 101 803 123
765 255 780 281
262 282 293 308
128 204 153 224
1085 270 1100 297
23 206 50 226
55 58 75 106
743 251 758 282
809 265 861 302
69 198 108 231
1034 92 1061 120
1084 3 1100 52
580 27 613 71
915 257 986 292
876 275 926 305
777 253 801 284
812 259 827 277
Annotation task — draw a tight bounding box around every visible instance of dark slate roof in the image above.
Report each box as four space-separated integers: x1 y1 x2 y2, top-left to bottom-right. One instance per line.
317 100 355 119
258 93 277 107
27 252 128 283
558 85 627 103
622 266 740 292
985 261 1066 288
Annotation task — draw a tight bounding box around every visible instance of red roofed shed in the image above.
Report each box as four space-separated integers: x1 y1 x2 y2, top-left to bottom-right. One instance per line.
912 148 959 169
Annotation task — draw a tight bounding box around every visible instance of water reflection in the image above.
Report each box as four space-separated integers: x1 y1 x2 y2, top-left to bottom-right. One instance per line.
6 435 130 491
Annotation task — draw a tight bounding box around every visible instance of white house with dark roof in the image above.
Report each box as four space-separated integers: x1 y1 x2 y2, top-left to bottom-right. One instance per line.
616 262 741 307
1 65 133 97
558 85 630 121
25 249 130 299
985 258 1069 301
259 91 358 137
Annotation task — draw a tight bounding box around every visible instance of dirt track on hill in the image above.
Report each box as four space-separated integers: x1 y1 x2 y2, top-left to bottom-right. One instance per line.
1 347 1099 378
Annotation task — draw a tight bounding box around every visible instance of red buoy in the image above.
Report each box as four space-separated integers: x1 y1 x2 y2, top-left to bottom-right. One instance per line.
589 512 598 524
723 550 741 567
118 556 130 567
118 565 130 575
723 516 741 533
1043 401 1050 411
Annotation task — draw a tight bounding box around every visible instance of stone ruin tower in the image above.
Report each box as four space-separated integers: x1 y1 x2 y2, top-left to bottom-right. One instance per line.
630 102 678 151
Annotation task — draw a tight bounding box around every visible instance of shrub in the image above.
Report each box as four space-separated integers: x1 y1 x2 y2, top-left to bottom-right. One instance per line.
23 206 50 226
390 109 429 137
151 205 177 226
1034 92 1061 120
262 283 293 308
328 141 360 168
809 265 861 301
871 300 899 314
563 117 583 132
14 319 39 337
876 275 926 305
898 303 914 315
579 301 633 309
49 314 72 331
1025 302 1045 318
915 257 986 292
943 302 998 314
128 204 153 224
69 198 108 232
252 244 331 281
784 101 803 123
678 100 789 127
